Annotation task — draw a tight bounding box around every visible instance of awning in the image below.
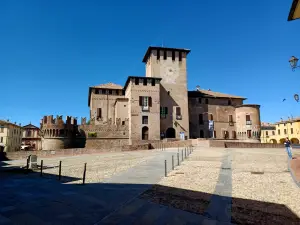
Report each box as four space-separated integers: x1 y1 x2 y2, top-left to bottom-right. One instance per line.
0 143 5 147
288 0 300 21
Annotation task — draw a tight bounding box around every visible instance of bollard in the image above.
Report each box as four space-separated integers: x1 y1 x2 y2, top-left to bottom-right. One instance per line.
40 160 43 177
82 163 87 185
172 155 174 170
58 161 62 180
177 153 180 166
185 148 187 158
181 150 183 161
164 160 167 177
26 157 29 174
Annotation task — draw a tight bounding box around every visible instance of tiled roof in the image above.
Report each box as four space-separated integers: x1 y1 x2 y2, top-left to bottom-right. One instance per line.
188 89 246 99
92 82 123 89
23 124 40 129
0 120 22 127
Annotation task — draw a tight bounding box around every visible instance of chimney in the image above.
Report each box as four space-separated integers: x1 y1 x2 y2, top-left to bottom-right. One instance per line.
196 85 200 91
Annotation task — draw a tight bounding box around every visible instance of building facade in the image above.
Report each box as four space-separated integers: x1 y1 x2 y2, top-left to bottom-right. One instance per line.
261 118 300 144
188 90 261 142
22 123 42 150
87 46 261 145
0 120 23 152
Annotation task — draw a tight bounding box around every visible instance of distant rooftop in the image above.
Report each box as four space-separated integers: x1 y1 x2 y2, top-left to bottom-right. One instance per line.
91 82 123 89
142 46 191 63
188 89 246 100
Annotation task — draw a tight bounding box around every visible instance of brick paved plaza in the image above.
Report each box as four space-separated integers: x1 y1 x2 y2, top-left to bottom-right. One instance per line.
1 147 299 224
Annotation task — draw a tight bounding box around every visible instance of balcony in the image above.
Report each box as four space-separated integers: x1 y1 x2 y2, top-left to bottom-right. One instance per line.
176 115 182 120
246 120 252 125
229 121 234 126
142 105 149 112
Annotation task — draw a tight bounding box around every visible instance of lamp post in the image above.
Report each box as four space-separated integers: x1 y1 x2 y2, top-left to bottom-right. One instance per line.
289 56 300 71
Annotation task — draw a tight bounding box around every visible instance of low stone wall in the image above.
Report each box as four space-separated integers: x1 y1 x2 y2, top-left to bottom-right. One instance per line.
85 138 129 149
224 142 282 148
151 140 193 149
121 143 151 151
209 140 226 148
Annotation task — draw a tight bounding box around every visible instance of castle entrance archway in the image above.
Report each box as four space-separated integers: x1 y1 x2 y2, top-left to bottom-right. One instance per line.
166 127 176 138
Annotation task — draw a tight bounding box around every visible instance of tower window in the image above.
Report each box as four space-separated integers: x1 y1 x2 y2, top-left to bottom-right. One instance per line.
172 51 175 61
164 51 167 60
108 89 112 95
157 50 160 60
135 78 139 85
143 79 147 86
167 91 170 95
179 52 182 61
228 99 232 105
95 89 99 94
205 99 209 104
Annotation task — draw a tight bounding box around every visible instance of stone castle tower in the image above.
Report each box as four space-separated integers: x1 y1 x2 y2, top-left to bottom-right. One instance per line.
143 47 190 139
40 115 79 150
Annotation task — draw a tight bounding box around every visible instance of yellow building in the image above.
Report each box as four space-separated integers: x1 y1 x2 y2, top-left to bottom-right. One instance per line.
261 118 300 144
0 120 23 152
288 0 300 21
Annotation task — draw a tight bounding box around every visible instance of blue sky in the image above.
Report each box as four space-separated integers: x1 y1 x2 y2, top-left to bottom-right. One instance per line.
0 0 299 126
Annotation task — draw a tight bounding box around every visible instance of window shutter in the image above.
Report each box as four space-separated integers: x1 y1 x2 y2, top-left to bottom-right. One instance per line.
149 97 152 107
139 97 142 106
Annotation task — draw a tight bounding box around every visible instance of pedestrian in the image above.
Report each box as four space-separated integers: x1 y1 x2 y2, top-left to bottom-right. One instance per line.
284 137 293 159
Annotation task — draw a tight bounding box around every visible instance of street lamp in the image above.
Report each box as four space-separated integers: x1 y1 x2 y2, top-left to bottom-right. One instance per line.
289 56 299 71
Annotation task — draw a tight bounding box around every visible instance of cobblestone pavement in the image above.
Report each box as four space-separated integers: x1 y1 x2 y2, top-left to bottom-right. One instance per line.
142 147 300 224
1 147 300 225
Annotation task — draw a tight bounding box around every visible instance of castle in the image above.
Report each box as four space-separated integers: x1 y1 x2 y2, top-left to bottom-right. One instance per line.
41 46 261 150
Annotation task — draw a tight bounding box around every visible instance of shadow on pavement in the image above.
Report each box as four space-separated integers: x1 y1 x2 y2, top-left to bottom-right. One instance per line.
1 164 299 225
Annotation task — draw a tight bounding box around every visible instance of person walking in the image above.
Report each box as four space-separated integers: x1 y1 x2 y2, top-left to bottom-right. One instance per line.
284 137 293 159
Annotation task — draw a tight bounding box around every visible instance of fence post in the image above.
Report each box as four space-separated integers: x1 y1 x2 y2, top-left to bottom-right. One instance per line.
172 155 174 170
40 160 43 177
58 161 62 180
164 160 167 177
82 163 87 185
177 153 180 166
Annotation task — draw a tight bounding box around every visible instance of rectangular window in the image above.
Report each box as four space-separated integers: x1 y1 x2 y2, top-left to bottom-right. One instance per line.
228 115 233 122
122 121 125 125
157 50 160 60
272 131 275 135
97 108 102 118
172 51 175 61
143 79 147 86
179 52 182 61
198 98 201 104
122 90 125 95
266 131 269 136
247 130 251 138
135 78 139 85
142 116 148 124
284 129 287 135
0 137 3 142
139 96 152 110
291 128 294 134
163 50 167 60
246 115 251 121
199 114 204 125
108 89 112 95
209 114 213 121
160 107 168 118
0 127 4 133
176 107 181 116
278 129 280 135
95 89 99 94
